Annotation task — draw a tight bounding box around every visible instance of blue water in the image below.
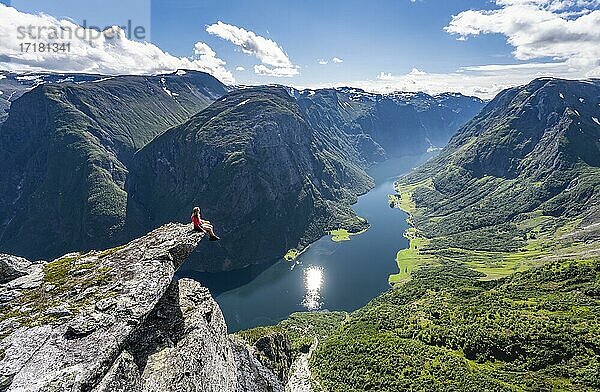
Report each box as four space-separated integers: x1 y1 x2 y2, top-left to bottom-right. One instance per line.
180 154 431 332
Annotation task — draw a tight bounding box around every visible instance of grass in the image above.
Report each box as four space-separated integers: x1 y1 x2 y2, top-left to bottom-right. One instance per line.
43 255 80 286
393 178 434 214
43 252 112 293
284 249 300 261
329 227 368 242
389 227 554 283
329 229 352 242
442 247 547 280
554 218 584 239
389 228 438 285
387 174 598 283
0 248 117 329
388 180 439 284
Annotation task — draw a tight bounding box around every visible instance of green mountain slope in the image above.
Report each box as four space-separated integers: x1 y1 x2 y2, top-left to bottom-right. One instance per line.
0 73 483 268
309 260 599 391
391 78 600 281
0 71 227 260
126 86 483 272
242 78 600 391
0 71 105 123
295 87 485 158
126 86 373 271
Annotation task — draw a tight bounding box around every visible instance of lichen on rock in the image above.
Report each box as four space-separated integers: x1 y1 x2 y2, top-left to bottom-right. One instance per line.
0 223 287 392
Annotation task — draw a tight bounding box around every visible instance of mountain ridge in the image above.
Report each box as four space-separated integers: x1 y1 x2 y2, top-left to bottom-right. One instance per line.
0 70 484 271
126 85 374 271
0 71 228 260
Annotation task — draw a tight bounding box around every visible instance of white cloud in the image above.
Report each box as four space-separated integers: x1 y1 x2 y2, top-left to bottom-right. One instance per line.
322 0 600 97
377 72 395 81
445 0 600 71
206 21 298 77
317 59 328 65
253 64 299 77
495 0 600 13
301 60 592 99
236 66 245 71
0 5 234 83
332 57 344 64
192 42 235 83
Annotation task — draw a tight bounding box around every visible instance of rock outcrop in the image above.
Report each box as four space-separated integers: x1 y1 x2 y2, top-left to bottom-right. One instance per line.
0 223 287 392
0 254 34 284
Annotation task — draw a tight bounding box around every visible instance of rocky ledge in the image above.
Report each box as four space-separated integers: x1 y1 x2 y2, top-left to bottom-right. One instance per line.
0 223 290 392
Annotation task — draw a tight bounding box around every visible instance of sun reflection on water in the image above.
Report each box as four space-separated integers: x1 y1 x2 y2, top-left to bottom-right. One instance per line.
302 266 324 310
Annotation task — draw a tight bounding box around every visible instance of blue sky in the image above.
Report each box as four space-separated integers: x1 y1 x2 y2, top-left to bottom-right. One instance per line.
1 0 599 97
148 0 506 82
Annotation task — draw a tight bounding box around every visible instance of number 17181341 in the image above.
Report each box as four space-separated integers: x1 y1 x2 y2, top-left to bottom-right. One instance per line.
19 42 71 53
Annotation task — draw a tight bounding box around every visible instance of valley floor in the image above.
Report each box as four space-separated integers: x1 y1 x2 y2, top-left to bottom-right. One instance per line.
390 176 600 284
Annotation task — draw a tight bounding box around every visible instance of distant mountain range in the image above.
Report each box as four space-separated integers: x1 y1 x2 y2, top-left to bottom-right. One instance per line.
0 70 484 269
293 87 484 158
0 71 106 123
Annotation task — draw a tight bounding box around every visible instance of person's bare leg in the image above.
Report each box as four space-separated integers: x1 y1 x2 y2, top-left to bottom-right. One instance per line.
203 225 220 240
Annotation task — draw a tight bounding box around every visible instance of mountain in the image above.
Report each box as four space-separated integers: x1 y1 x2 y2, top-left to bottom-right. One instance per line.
0 70 483 270
0 224 289 392
239 78 600 391
126 86 374 272
0 71 107 123
0 71 227 260
390 77 600 282
340 76 600 389
294 87 485 158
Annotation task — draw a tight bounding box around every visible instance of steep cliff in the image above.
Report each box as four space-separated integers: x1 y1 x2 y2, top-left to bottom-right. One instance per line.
126 86 373 272
0 71 227 261
0 223 288 392
398 78 600 253
295 87 485 158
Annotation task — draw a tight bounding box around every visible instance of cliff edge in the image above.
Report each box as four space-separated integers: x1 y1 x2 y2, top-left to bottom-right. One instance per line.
0 223 288 392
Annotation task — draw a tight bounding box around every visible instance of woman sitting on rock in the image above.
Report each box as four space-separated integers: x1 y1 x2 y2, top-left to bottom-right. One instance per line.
191 207 220 241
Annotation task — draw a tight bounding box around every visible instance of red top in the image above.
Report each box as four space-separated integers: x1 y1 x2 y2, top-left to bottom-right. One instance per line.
192 215 203 231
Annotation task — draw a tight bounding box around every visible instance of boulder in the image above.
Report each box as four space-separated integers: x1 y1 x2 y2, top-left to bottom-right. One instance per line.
0 254 34 284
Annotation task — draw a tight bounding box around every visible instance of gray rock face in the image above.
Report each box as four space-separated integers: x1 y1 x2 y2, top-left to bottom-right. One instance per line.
135 278 239 392
0 223 285 392
0 254 33 284
231 337 286 392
